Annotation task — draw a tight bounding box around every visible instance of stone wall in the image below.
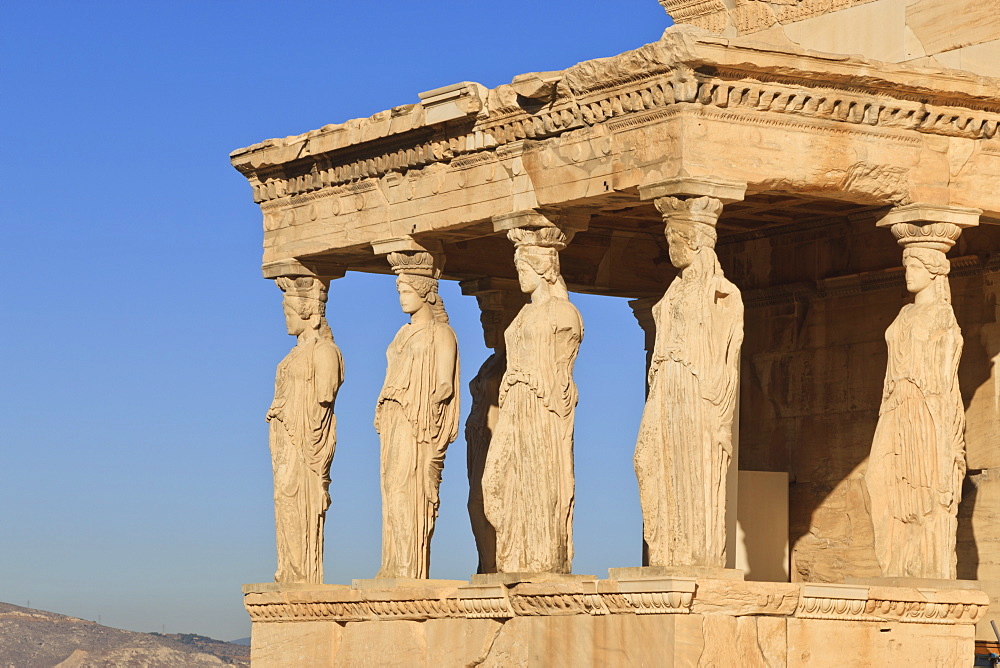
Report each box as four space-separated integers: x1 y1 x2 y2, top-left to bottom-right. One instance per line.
246 578 986 667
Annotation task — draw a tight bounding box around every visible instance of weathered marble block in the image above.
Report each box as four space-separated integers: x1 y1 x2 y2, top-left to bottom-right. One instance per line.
244 577 987 666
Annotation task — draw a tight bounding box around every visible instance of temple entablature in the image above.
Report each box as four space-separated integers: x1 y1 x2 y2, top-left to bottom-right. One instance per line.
234 10 1000 660
232 27 1000 297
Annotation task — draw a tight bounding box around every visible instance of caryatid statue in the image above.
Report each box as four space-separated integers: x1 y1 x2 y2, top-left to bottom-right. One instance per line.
375 251 460 579
266 275 345 584
634 196 743 569
482 226 583 574
463 281 527 575
865 210 977 579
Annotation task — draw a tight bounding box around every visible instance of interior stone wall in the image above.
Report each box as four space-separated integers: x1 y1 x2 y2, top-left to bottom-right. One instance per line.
718 218 1000 587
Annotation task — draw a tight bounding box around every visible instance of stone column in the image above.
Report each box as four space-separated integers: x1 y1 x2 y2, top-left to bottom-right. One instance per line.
266 266 345 585
480 209 588 575
866 204 980 580
632 178 746 573
460 277 528 575
371 238 460 579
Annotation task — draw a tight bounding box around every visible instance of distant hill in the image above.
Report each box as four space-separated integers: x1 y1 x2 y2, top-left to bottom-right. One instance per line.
0 602 249 667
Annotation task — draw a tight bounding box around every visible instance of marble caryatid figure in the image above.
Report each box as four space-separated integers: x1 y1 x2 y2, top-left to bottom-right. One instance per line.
466 286 526 574
634 196 743 569
866 222 967 579
267 276 345 584
375 251 460 579
483 227 583 574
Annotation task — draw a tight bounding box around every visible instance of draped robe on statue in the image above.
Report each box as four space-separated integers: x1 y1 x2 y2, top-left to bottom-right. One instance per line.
865 302 965 579
483 298 582 573
267 336 343 584
376 321 460 579
635 256 743 568
467 351 505 574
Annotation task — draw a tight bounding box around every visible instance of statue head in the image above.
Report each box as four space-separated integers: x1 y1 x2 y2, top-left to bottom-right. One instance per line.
902 247 951 303
276 276 330 338
508 227 569 297
891 222 958 305
479 309 504 349
655 196 721 270
475 290 525 349
395 273 449 323
666 221 717 269
387 251 449 323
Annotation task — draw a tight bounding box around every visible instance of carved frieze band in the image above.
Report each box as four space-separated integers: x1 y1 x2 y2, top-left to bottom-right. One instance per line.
796 594 987 625
251 67 1000 206
244 583 986 625
244 589 693 623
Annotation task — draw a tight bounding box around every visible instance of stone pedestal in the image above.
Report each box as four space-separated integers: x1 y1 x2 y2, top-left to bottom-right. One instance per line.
244 577 988 667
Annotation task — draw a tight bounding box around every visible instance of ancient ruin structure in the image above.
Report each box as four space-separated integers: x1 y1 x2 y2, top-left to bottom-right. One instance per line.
234 0 1000 664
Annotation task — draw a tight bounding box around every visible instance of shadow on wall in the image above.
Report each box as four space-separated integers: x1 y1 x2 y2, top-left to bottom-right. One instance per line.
736 224 1000 584
955 266 999 580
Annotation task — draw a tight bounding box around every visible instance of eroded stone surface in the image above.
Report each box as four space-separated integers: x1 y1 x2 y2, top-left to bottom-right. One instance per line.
660 0 1000 80
482 225 582 574
635 195 744 569
244 579 986 666
787 618 973 668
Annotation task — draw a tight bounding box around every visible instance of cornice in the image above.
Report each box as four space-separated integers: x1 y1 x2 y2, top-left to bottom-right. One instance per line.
232 28 1000 211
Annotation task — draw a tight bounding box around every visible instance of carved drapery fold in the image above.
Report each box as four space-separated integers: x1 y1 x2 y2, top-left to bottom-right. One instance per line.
267 275 344 584
865 205 979 579
375 250 460 579
462 279 528 575
482 219 584 573
634 194 744 569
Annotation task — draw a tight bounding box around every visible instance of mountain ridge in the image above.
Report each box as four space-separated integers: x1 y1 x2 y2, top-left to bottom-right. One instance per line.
0 602 249 667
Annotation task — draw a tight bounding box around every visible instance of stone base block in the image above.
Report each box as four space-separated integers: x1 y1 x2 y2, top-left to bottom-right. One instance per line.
245 577 988 667
846 576 982 590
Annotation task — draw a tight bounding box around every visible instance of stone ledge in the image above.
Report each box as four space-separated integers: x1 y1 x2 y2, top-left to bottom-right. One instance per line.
243 578 989 625
797 581 989 625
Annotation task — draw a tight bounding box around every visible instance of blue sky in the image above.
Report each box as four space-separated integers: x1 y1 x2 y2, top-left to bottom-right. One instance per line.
1 1 671 641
